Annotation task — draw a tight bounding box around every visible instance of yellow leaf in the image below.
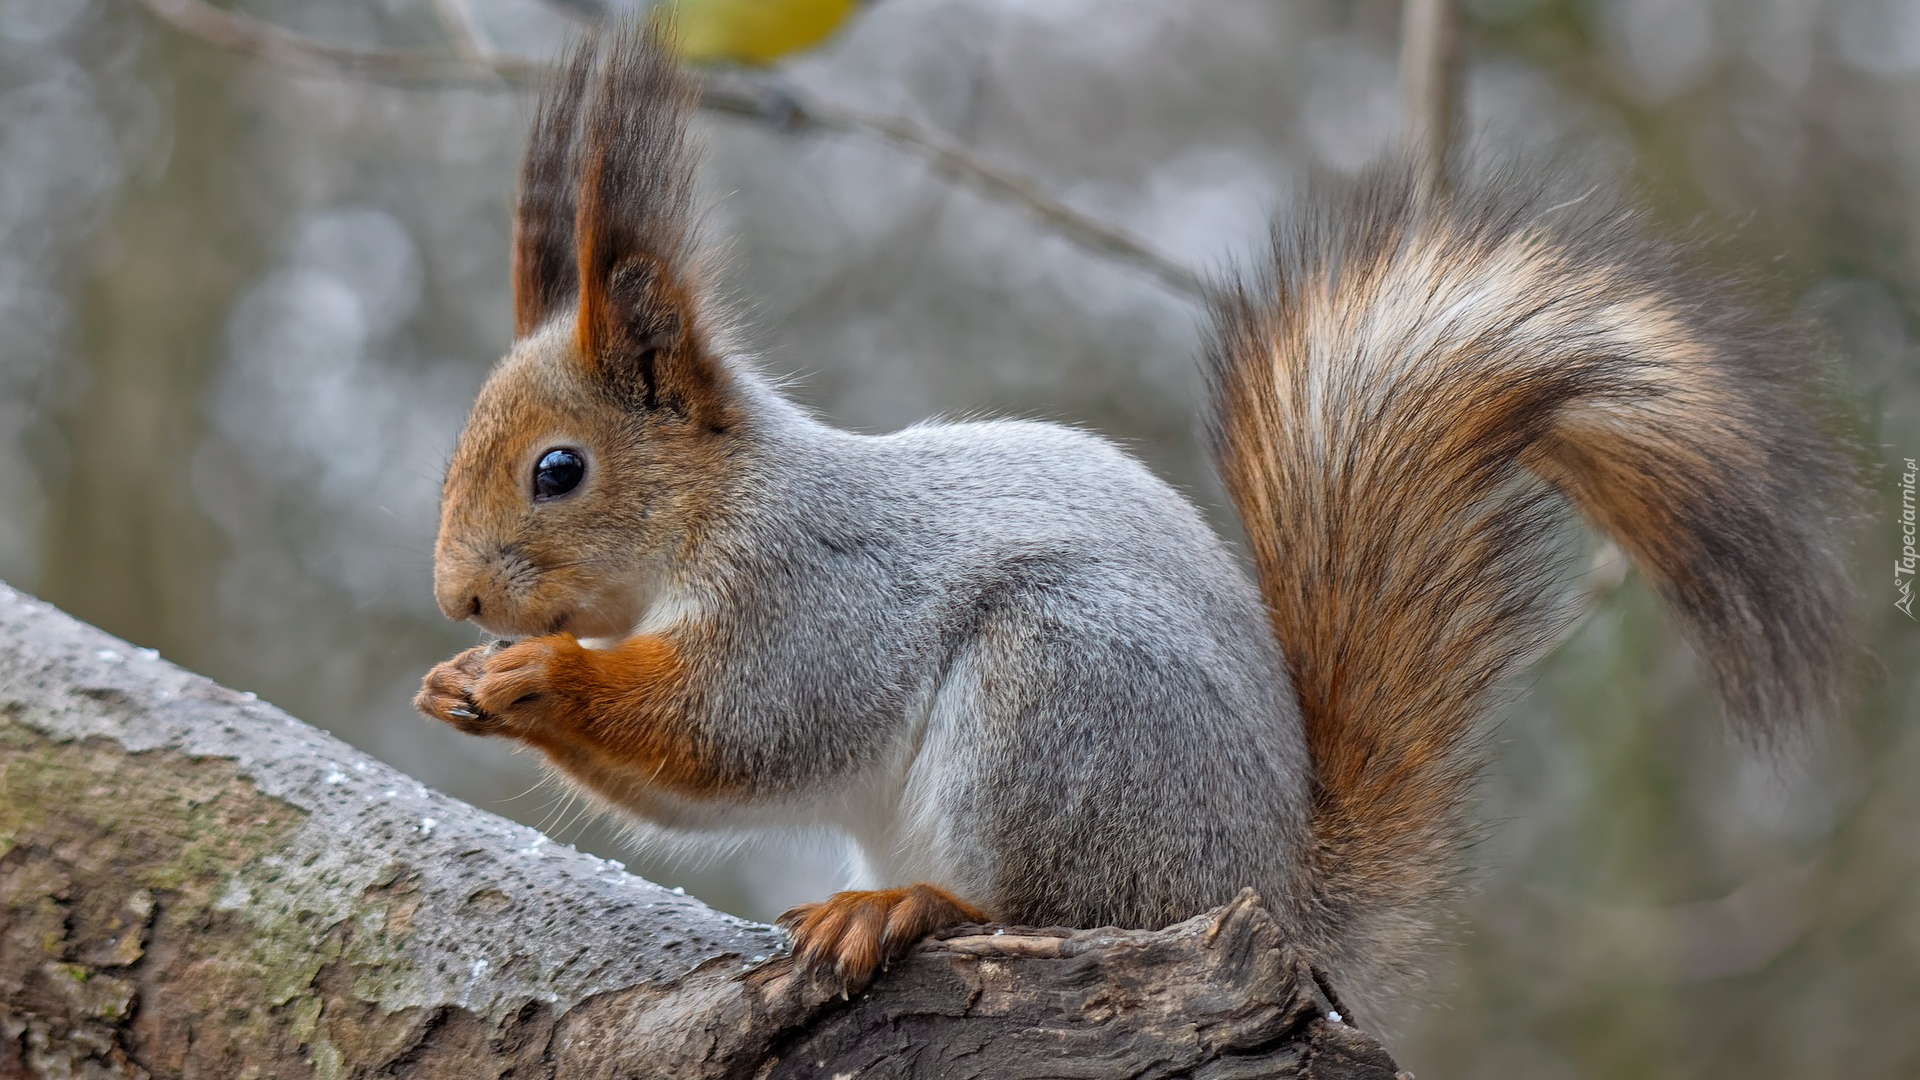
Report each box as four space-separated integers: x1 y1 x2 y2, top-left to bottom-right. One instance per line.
666 0 863 66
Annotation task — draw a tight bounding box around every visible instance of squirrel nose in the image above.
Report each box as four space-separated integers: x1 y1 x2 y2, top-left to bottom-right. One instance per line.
441 594 481 622
433 579 486 623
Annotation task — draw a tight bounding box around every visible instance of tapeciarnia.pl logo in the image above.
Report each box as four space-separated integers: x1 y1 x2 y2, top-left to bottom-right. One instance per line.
1899 457 1917 619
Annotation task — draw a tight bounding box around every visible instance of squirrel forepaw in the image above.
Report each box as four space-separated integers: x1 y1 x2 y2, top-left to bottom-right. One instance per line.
414 636 582 736
414 645 501 734
776 884 988 995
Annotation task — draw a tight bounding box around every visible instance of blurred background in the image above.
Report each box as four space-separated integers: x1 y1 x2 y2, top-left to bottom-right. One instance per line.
3 0 1918 1074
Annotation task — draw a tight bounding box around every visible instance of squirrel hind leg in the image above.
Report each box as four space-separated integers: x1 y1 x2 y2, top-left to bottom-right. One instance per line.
777 884 989 993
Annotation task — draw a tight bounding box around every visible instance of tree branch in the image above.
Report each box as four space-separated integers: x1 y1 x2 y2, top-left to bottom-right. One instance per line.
0 585 1403 1075
128 0 1208 302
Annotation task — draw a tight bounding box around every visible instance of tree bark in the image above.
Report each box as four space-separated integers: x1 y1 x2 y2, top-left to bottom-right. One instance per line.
0 584 1404 1078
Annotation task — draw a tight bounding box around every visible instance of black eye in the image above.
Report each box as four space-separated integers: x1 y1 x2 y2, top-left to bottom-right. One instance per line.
533 448 585 501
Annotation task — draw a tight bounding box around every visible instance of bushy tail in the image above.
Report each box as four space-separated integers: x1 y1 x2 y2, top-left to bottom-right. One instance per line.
1204 163 1856 990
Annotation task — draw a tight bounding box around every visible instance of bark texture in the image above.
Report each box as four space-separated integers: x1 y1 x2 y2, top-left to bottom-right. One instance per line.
0 585 1405 1078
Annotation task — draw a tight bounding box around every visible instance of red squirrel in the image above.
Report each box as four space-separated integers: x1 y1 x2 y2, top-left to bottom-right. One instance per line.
414 21 1855 1007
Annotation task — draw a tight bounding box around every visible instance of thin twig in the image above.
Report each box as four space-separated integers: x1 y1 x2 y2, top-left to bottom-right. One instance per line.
130 0 1208 303
779 96 1208 300
1400 0 1464 203
134 0 544 86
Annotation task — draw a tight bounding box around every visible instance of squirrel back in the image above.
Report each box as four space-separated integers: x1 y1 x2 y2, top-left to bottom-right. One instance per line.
1206 164 1856 986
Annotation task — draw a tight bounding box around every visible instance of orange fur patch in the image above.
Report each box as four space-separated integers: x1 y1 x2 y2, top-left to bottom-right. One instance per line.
419 630 736 800
529 632 737 799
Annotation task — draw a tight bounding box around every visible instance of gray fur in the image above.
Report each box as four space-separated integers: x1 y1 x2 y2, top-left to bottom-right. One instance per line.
639 375 1313 931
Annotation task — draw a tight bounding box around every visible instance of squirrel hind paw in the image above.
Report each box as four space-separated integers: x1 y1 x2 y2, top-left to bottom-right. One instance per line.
777 884 988 993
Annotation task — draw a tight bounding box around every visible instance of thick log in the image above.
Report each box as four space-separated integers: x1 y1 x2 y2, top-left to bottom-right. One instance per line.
0 584 1404 1078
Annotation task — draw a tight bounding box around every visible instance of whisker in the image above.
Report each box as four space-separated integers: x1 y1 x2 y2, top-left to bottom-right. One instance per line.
496 778 550 804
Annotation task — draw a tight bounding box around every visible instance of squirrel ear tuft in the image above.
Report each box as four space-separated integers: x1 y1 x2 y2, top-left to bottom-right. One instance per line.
571 19 727 420
512 36 595 339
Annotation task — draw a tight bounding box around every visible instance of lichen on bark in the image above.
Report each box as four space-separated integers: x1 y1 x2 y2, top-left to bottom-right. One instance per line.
0 724 487 1076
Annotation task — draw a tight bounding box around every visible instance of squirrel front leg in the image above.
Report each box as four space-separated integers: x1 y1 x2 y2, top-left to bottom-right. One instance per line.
415 632 735 801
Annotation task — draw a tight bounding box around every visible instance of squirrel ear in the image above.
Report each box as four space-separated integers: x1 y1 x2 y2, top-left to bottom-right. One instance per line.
572 20 728 421
512 37 594 340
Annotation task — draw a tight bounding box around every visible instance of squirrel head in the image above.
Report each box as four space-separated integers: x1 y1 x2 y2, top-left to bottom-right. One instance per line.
431 22 733 640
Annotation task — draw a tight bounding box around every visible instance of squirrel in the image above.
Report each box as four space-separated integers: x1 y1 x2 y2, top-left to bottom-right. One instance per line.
414 21 1856 1006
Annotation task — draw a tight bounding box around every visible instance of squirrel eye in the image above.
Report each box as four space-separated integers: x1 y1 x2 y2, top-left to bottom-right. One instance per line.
532 448 585 501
